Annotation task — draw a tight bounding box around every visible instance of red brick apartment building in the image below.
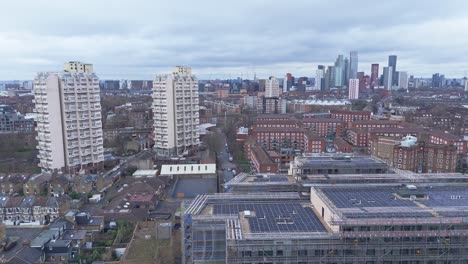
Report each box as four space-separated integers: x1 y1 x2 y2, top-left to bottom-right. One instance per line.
348 127 424 149
330 110 371 126
250 144 278 173
252 127 325 153
371 136 458 173
349 120 400 130
334 137 353 153
302 118 346 137
255 114 294 122
429 130 467 155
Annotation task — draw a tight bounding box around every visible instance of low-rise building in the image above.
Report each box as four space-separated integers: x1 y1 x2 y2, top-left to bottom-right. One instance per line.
349 119 400 129
184 182 468 263
0 104 35 133
330 110 371 126
289 153 389 178
2 195 59 226
303 118 346 137
371 136 458 173
250 145 278 173
160 164 216 179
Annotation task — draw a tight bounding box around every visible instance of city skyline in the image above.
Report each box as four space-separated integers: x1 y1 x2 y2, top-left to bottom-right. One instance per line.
1 1 468 80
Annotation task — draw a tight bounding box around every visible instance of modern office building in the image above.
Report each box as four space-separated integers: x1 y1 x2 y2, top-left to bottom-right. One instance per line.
398 71 409 91
465 79 468 92
289 153 389 177
388 55 397 85
33 61 104 172
283 73 293 93
153 66 200 157
315 67 325 91
334 55 345 87
348 79 359 99
183 178 468 263
349 51 358 79
265 76 280 98
383 66 393 90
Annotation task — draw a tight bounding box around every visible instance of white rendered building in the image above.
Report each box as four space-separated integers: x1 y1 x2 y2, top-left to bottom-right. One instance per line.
265 76 280 98
33 62 104 172
348 78 359 99
398 71 409 91
153 66 200 157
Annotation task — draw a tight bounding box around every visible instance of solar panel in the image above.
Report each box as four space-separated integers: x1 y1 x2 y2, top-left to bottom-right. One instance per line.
213 203 326 233
253 177 289 183
419 188 468 207
322 188 418 209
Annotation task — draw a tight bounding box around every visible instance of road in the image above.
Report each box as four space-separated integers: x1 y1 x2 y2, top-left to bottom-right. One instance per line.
216 128 236 184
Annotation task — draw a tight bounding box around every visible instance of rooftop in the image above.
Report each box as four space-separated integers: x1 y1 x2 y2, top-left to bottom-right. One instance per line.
316 184 468 222
189 193 328 238
303 118 346 123
160 164 216 175
132 169 158 177
62 230 87 240
251 145 275 165
293 154 387 168
253 127 304 133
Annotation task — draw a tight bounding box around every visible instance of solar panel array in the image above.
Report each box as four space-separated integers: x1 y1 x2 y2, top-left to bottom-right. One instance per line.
343 211 432 218
253 176 289 183
322 188 418 208
213 203 326 233
419 189 468 207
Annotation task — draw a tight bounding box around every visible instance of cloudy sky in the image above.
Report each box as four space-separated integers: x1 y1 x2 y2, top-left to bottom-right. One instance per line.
1 0 468 80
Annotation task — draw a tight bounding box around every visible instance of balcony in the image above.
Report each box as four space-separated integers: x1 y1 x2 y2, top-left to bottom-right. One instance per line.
67 134 78 140
76 89 88 93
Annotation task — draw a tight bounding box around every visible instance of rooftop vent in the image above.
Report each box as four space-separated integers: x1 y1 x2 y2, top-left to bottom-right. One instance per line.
243 210 251 217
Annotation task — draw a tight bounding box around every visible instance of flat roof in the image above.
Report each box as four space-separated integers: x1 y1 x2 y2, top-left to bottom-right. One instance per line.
187 193 328 238
317 184 468 220
213 202 326 233
294 154 387 167
160 164 216 175
132 169 158 177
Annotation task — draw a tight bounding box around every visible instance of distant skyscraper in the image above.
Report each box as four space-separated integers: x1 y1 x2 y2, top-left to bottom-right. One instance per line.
398 71 409 91
348 79 359 99
465 79 468 92
344 57 349 86
388 55 397 85
153 66 199 157
33 61 104 172
324 66 333 90
349 51 358 79
432 73 440 88
383 66 393 90
316 67 325 91
265 76 280 97
334 55 345 87
357 72 366 90
283 73 293 93
370 64 379 90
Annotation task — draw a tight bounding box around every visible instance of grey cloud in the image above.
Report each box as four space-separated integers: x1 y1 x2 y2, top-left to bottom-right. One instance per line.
1 0 468 79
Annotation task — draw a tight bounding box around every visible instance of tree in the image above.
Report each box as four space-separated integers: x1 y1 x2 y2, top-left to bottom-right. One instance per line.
0 224 5 241
204 131 223 154
351 100 368 111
